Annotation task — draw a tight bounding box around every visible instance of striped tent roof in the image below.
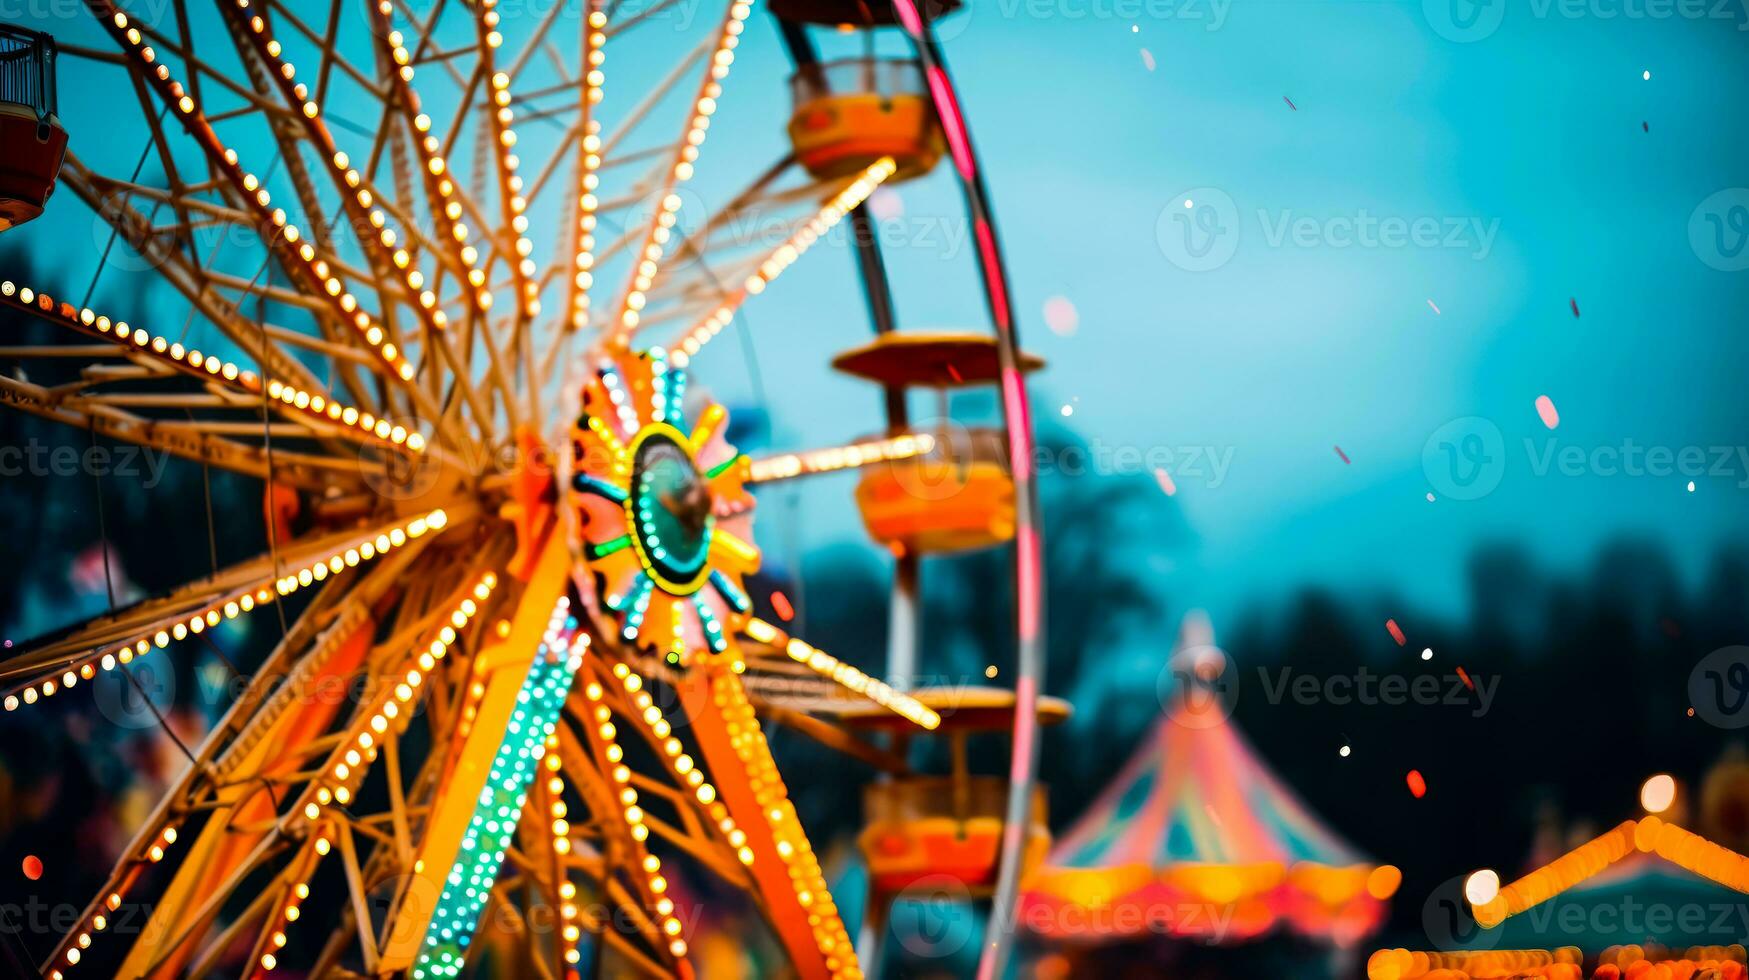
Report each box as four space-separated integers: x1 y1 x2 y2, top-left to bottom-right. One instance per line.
1050 689 1371 871
1021 614 1398 946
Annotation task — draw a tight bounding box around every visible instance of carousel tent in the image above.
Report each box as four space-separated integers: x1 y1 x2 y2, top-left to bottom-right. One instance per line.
1484 848 1749 953
1021 614 1399 947
1369 794 1749 980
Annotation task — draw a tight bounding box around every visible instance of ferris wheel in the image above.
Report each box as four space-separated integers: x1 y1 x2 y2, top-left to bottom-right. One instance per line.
0 0 1047 976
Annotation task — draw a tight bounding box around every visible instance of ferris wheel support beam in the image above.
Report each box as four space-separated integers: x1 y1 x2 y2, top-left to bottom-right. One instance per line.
218 0 454 357
119 554 498 978
33 559 387 976
0 374 358 490
846 201 925 695
59 161 336 399
379 530 573 971
676 665 862 980
83 0 445 420
887 4 1048 977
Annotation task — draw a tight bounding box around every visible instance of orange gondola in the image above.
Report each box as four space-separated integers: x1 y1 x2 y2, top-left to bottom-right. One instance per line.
788 58 944 182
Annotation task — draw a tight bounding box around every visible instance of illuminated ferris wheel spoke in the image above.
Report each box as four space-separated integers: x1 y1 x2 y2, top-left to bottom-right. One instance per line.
373 8 495 321
744 432 936 484
663 158 895 356
0 276 426 454
0 508 458 714
565 0 607 337
473 2 540 327
83 2 460 437
36 545 486 977
607 0 751 346
742 617 940 730
219 0 452 345
571 668 698 970
54 160 337 400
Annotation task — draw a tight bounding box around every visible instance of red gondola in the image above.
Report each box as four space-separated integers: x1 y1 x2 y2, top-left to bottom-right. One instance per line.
0 26 67 233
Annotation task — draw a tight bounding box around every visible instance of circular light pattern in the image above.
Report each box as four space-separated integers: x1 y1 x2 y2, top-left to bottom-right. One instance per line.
570 347 756 666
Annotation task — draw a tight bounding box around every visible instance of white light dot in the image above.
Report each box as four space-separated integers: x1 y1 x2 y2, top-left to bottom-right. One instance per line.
1183 199 1194 209
1060 404 1074 417
1643 70 1651 80
1426 492 1437 502
1338 744 1351 758
1687 480 1696 493
1421 648 1433 661
1465 869 1501 906
1641 773 1677 814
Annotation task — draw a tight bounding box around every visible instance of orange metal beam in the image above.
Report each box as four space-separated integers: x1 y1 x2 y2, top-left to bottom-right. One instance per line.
676 665 861 980
112 613 376 979
379 531 572 970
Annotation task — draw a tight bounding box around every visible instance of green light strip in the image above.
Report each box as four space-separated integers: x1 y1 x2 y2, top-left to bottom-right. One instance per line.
414 598 584 980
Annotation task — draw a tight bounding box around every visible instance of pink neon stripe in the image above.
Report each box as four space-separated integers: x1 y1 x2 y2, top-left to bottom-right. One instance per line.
924 66 976 182
887 11 1046 973
975 219 1012 328
1001 373 1032 472
1014 524 1042 641
892 0 924 33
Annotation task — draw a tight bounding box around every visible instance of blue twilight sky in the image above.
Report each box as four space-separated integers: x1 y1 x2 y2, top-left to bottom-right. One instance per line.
13 0 1749 628
718 0 1749 624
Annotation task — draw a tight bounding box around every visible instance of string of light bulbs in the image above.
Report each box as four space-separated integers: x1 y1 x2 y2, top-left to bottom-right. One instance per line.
2 509 452 715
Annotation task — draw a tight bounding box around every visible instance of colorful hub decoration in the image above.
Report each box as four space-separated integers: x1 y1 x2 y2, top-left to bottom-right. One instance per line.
570 347 758 666
414 599 585 980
